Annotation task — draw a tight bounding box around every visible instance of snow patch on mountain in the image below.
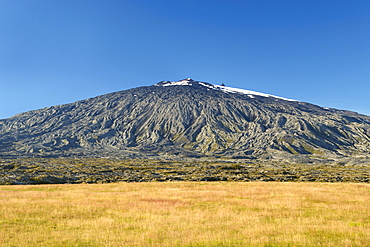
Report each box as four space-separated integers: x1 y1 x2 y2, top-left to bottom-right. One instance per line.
160 78 194 86
156 78 297 101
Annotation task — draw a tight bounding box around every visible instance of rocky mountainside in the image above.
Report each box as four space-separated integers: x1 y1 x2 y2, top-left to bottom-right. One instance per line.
1 78 370 161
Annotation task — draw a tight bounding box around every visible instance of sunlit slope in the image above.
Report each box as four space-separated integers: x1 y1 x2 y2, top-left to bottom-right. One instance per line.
0 79 369 159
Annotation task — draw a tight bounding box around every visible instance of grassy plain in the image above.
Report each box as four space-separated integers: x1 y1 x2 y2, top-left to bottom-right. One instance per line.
0 182 369 246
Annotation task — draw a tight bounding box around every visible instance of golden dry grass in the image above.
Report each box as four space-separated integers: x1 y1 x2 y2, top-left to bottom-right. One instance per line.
0 182 369 246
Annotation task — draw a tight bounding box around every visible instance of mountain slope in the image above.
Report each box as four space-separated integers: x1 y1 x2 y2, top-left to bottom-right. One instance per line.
1 79 370 160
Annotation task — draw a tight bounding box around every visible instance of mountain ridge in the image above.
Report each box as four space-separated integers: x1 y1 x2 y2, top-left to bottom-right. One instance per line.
1 79 369 161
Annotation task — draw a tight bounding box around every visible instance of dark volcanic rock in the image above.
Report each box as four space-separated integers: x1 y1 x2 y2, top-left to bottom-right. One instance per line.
0 79 369 160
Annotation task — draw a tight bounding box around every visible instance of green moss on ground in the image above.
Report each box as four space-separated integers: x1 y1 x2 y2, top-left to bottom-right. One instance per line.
0 157 369 185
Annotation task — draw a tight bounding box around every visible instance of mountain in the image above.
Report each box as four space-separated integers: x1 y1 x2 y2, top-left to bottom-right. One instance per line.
1 78 370 161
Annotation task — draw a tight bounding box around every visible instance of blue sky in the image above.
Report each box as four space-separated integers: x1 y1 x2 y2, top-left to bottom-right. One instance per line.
1 0 369 119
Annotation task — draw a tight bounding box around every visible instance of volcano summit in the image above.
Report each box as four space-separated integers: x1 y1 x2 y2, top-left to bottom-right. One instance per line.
1 79 369 161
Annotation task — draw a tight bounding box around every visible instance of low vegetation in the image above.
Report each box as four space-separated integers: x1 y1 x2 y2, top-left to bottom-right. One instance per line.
0 182 369 246
0 158 369 185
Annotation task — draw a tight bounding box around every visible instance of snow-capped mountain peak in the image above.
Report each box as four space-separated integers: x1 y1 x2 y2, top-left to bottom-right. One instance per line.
156 78 195 86
155 79 297 101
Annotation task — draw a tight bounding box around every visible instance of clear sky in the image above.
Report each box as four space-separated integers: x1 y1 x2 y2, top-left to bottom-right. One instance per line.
1 0 369 119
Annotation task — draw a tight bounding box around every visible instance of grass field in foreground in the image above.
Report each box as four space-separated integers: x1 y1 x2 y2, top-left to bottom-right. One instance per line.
0 182 369 246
